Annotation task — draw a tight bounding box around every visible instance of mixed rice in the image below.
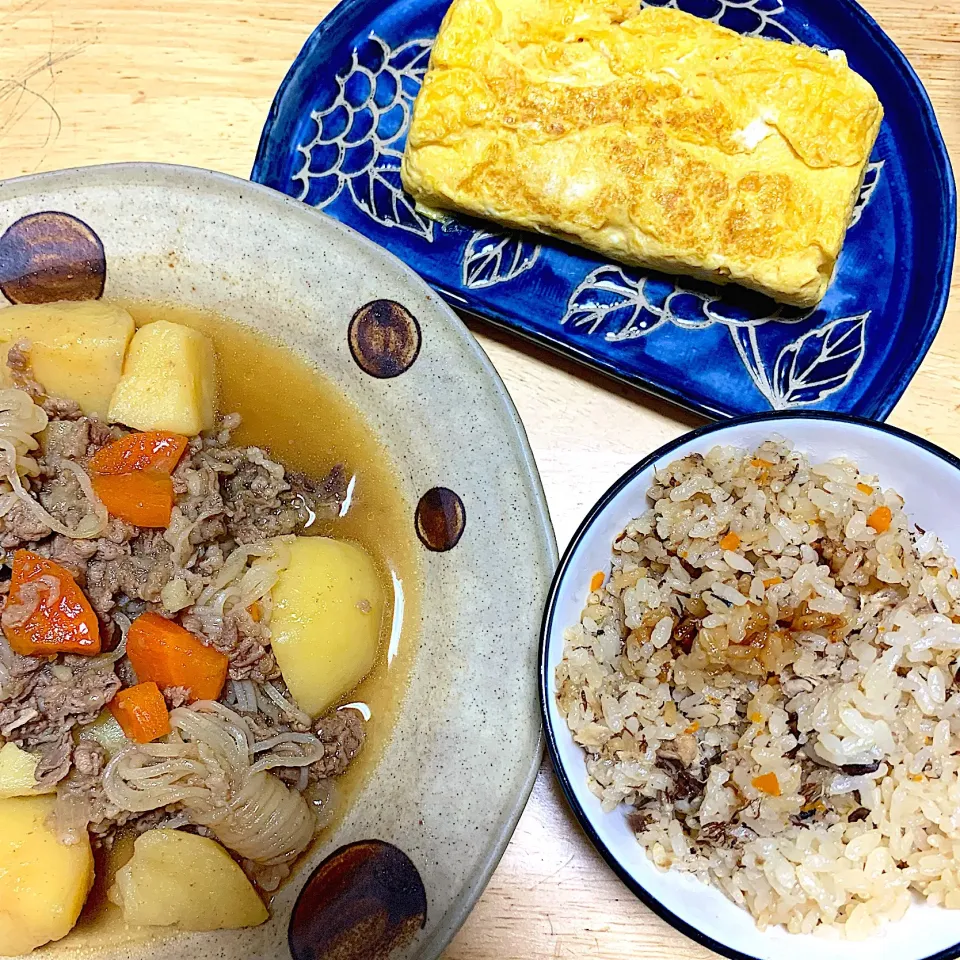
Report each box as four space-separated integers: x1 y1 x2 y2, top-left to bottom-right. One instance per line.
556 440 960 938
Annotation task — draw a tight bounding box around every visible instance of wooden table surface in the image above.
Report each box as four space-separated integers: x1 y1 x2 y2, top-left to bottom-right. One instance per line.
1 1 957 957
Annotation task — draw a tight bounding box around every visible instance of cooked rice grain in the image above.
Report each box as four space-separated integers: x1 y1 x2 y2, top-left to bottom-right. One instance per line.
556 440 960 938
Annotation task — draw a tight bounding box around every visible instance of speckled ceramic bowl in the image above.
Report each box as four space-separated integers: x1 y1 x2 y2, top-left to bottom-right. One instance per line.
0 163 556 960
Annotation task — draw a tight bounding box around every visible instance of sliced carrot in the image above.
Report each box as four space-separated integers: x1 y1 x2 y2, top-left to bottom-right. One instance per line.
719 532 741 551
126 612 228 702
589 571 604 593
856 482 874 495
248 600 262 623
752 772 781 797
4 550 100 656
867 505 892 533
684 721 699 734
762 576 783 588
87 430 186 528
751 458 773 468
91 472 174 528
89 431 188 476
109 682 171 744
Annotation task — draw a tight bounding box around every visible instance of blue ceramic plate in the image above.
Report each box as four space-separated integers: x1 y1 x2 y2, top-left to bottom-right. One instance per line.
253 0 956 420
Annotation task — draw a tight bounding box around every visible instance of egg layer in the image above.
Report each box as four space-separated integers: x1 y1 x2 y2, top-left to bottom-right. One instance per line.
401 2 883 307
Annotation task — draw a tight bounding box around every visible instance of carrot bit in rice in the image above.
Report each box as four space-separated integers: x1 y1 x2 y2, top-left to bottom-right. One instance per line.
751 772 781 797
589 571 605 593
868 505 893 533
719 531 740 551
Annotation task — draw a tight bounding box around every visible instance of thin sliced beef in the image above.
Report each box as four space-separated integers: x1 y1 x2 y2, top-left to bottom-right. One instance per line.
87 419 127 451
39 417 124 462
251 703 365 789
56 741 186 845
182 605 278 683
37 463 92 531
42 419 91 462
85 530 175 621
0 500 52 548
173 431 346 545
0 635 44 702
6 341 47 402
0 656 121 787
6 341 83 420
311 710 366 780
162 685 191 710
73 739 105 777
42 534 99 578
0 356 360 850
289 465 347 523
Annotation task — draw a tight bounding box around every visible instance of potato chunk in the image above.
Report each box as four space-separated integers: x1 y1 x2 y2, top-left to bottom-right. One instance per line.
77 710 129 760
0 301 135 417
109 829 267 931
0 743 55 799
0 795 94 956
271 537 384 717
107 320 217 434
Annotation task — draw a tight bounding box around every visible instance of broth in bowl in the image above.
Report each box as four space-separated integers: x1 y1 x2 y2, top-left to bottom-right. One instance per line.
0 299 419 956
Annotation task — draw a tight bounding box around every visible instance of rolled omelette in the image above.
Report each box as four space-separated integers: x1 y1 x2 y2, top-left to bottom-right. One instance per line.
400 1 883 308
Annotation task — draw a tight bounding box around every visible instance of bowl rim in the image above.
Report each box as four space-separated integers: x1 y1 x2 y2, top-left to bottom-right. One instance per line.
0 160 558 960
539 409 960 960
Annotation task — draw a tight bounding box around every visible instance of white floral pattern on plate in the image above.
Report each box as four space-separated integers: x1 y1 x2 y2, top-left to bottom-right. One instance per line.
850 162 885 228
561 267 873 410
461 231 541 289
292 35 435 239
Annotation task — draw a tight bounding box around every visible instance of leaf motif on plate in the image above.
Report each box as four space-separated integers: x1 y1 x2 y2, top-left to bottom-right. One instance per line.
729 325 778 405
347 149 436 239
461 231 540 289
292 34 435 240
561 266 666 340
769 313 869 408
849 161 885 228
661 288 716 329
561 263 812 344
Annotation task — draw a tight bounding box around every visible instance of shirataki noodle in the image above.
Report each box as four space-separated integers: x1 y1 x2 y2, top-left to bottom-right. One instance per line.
103 701 318 868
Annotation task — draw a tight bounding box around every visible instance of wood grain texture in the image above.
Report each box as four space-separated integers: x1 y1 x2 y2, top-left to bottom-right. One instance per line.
0 1 957 957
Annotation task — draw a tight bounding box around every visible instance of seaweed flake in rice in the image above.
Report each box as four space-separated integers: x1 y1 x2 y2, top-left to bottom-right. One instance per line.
555 439 960 938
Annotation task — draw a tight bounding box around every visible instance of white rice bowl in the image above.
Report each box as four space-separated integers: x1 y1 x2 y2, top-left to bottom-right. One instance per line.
542 416 960 960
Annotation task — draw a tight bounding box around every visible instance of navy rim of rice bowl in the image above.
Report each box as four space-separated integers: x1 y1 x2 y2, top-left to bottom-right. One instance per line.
539 410 960 960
